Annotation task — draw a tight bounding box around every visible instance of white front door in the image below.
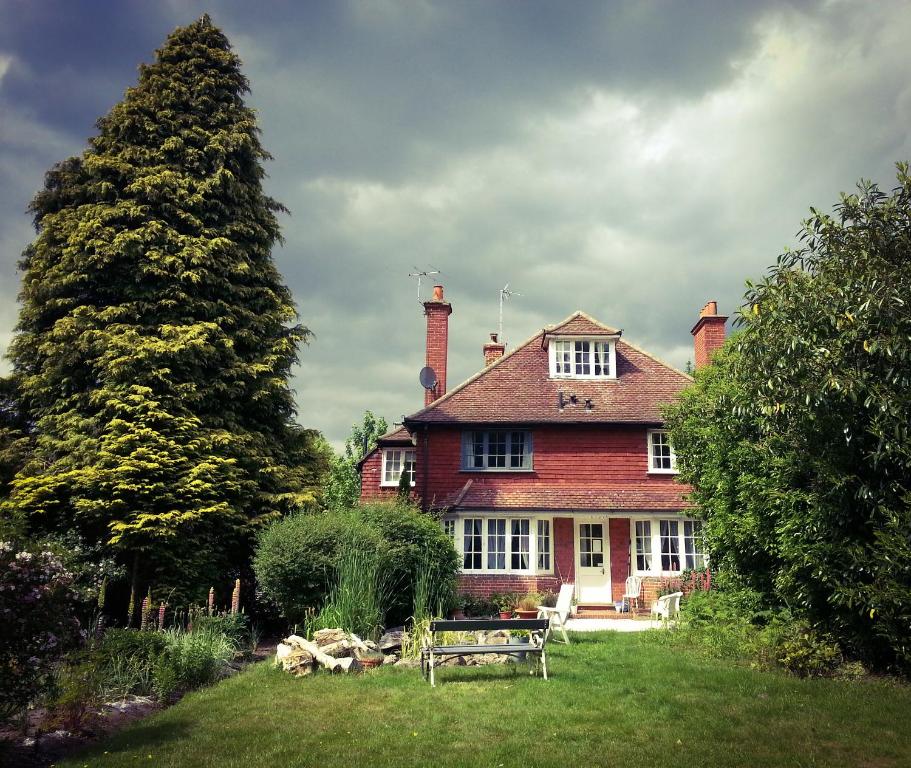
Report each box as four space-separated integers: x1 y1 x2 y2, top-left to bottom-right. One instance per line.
576 518 612 603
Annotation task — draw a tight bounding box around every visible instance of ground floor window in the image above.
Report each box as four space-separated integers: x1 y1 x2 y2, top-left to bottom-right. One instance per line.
631 516 707 575
444 514 553 574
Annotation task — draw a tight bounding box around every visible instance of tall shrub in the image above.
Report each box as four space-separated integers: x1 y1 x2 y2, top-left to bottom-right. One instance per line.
667 165 911 672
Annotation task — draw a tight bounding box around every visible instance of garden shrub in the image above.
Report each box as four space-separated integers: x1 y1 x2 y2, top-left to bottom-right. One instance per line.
254 501 459 628
253 509 385 624
776 630 842 678
152 626 236 699
95 628 169 667
359 501 459 625
192 613 251 650
0 543 82 722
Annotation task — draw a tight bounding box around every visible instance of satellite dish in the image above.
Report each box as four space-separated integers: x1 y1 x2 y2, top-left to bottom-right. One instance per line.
419 366 438 391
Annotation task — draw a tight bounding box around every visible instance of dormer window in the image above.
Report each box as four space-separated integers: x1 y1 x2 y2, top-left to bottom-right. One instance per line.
549 338 616 379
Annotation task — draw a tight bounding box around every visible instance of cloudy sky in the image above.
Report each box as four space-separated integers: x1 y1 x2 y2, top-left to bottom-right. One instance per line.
1 0 910 449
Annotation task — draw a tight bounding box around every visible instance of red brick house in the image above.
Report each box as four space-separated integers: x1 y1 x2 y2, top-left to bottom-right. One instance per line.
359 285 727 608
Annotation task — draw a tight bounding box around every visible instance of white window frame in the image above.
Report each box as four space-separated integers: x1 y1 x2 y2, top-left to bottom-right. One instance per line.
461 430 533 471
548 337 617 380
381 448 416 487
456 514 553 574
630 517 708 576
647 429 677 474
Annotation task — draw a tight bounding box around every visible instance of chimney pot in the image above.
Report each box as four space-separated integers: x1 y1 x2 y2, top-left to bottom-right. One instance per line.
483 330 506 366
432 285 444 301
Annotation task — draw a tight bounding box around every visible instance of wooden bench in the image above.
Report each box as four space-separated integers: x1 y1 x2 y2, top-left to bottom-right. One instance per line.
421 618 550 686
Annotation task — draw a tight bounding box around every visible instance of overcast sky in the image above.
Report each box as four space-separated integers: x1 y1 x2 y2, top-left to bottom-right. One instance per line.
1 0 910 449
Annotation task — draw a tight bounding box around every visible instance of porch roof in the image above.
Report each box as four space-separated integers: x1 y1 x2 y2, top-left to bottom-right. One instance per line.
441 480 693 512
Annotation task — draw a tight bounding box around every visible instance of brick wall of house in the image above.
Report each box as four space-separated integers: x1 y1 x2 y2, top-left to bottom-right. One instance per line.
457 574 562 597
413 424 682 506
553 517 575 583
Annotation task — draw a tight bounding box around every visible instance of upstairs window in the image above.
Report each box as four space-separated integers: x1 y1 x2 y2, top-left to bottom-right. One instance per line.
647 430 677 473
550 338 616 379
461 430 533 470
382 448 416 486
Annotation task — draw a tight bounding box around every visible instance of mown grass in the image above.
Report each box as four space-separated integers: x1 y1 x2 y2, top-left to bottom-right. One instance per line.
59 632 910 768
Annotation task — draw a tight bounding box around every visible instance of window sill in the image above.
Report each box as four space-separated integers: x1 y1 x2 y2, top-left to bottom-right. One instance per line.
549 375 618 381
380 482 417 488
459 468 535 474
647 470 679 476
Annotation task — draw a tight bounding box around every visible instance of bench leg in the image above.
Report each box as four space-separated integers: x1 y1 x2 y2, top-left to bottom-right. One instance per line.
541 648 548 681
430 649 435 688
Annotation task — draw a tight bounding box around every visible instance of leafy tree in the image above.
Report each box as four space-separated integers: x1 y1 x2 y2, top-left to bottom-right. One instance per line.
667 164 911 672
323 410 388 510
2 16 325 600
0 376 30 507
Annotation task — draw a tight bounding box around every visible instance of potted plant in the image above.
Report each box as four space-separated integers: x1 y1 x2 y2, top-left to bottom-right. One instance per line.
515 594 540 619
451 594 468 620
507 629 531 661
493 592 515 619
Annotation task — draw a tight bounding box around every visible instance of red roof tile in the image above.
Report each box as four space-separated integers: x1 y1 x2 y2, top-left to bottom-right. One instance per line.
406 311 691 425
443 481 692 511
376 426 413 445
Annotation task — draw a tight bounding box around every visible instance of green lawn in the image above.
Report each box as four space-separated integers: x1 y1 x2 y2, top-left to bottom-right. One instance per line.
59 632 909 768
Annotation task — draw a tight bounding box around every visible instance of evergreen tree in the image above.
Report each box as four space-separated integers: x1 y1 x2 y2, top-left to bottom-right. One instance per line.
3 16 325 599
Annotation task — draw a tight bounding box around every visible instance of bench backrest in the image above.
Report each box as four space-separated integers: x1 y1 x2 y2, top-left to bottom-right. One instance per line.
430 618 549 633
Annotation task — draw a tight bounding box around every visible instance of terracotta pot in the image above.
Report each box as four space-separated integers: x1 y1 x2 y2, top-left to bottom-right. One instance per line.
452 610 467 620
515 610 538 619
359 656 383 669
499 611 513 619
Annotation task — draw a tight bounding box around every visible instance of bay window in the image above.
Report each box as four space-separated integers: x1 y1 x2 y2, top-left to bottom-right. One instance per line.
631 517 708 575
456 515 551 573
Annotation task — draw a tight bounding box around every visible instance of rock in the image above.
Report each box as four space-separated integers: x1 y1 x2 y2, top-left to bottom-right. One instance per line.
379 627 404 652
382 653 398 665
393 656 421 669
334 656 362 673
285 634 310 649
320 639 354 658
313 628 347 647
437 655 467 667
364 640 379 652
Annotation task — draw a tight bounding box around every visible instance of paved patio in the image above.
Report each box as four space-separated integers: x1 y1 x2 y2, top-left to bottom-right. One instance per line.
565 617 653 633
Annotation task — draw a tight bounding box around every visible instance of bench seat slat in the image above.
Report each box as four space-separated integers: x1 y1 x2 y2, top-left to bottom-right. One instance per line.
430 619 548 632
429 644 539 655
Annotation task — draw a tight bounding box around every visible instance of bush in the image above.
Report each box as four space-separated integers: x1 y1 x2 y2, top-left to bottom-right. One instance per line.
192 613 251 650
254 501 459 628
95 628 169 667
776 630 842 678
152 626 236 699
253 509 384 624
0 543 82 723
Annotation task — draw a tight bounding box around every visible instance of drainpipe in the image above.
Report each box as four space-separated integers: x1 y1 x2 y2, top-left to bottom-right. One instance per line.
422 424 430 513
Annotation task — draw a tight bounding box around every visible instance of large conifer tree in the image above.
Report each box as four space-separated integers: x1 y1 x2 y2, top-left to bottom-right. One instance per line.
4 16 324 598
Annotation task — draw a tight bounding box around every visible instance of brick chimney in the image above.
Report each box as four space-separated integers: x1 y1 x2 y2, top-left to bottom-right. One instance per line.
423 285 452 405
483 332 506 366
690 300 728 369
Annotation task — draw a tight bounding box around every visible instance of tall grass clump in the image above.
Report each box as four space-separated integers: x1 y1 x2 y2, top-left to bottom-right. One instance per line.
152 625 237 699
312 545 389 641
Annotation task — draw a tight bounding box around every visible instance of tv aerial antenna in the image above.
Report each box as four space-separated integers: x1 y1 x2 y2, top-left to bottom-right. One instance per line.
408 266 441 304
499 283 522 340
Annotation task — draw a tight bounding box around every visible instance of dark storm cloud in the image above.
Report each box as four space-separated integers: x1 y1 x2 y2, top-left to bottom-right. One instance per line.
1 0 910 448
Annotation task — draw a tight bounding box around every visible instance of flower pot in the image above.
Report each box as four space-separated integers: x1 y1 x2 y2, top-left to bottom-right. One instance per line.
515 610 538 619
499 611 513 620
358 655 384 669
507 636 530 661
452 609 467 620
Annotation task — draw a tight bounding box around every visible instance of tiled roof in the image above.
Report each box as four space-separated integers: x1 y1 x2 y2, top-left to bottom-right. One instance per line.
406 311 692 425
376 426 413 444
442 480 692 511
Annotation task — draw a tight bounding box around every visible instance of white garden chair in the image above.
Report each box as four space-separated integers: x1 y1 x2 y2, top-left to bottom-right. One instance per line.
623 576 642 614
650 591 683 628
537 583 574 644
